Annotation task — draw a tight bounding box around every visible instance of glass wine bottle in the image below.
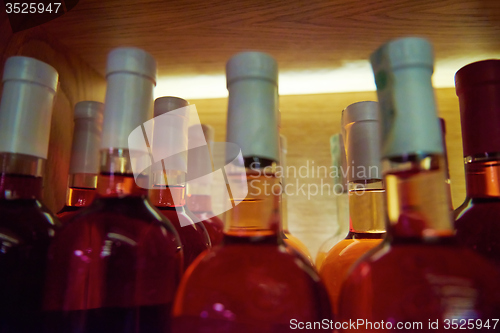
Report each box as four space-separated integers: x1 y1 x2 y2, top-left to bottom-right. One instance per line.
149 96 211 269
0 56 60 333
279 134 314 265
172 51 332 333
43 48 183 333
319 101 386 316
454 59 500 266
186 123 225 246
315 133 350 269
57 101 104 223
338 38 500 331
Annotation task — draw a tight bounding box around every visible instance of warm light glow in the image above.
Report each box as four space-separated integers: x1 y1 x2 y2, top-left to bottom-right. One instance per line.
154 54 500 100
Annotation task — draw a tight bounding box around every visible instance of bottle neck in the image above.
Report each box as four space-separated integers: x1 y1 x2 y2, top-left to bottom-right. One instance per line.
224 159 280 238
96 149 148 198
0 153 44 200
65 173 97 207
384 154 454 242
150 186 186 207
464 154 500 198
348 179 386 235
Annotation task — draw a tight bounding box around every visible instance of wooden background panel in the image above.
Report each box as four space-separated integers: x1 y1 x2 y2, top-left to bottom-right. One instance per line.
1 13 106 213
191 88 464 258
39 0 500 77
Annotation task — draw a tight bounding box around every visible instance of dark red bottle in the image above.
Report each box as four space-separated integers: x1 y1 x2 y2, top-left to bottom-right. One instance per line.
0 56 61 332
43 48 182 333
454 59 500 266
57 101 104 223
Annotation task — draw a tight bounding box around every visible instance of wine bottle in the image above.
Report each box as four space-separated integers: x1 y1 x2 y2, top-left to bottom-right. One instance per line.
186 123 225 246
149 96 211 269
454 59 500 266
315 133 350 269
319 101 386 316
279 134 314 265
0 56 60 332
338 38 500 331
172 51 332 333
57 101 104 223
43 48 182 333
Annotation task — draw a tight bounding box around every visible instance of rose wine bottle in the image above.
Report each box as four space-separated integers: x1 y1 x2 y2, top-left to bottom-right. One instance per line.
43 48 182 333
319 101 386 316
454 60 500 266
172 52 332 333
279 134 314 265
149 96 211 269
338 38 500 331
315 133 350 270
57 101 104 223
186 123 225 246
0 56 60 333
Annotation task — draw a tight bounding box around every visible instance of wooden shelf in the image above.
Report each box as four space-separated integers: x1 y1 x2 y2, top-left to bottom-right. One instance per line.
37 0 500 77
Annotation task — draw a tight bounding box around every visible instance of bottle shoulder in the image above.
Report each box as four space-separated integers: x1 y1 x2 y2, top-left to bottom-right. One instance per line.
0 198 61 235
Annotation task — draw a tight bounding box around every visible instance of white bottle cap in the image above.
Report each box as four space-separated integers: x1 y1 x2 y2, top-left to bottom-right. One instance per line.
370 37 442 158
226 51 280 162
0 56 58 159
342 101 382 181
152 96 190 173
69 101 104 174
101 47 157 150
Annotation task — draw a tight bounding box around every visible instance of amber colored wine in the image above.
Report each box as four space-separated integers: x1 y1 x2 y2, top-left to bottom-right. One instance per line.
187 194 224 246
320 189 385 315
320 101 386 315
150 185 210 269
454 60 500 266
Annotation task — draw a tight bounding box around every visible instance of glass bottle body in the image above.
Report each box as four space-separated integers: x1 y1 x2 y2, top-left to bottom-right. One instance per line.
339 155 500 331
187 194 224 247
150 185 210 270
172 168 332 333
43 151 183 333
454 156 500 266
319 181 385 315
0 153 60 333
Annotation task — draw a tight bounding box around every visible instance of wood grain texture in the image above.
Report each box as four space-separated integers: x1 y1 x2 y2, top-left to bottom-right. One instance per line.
0 11 106 213
190 88 465 258
38 0 500 77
